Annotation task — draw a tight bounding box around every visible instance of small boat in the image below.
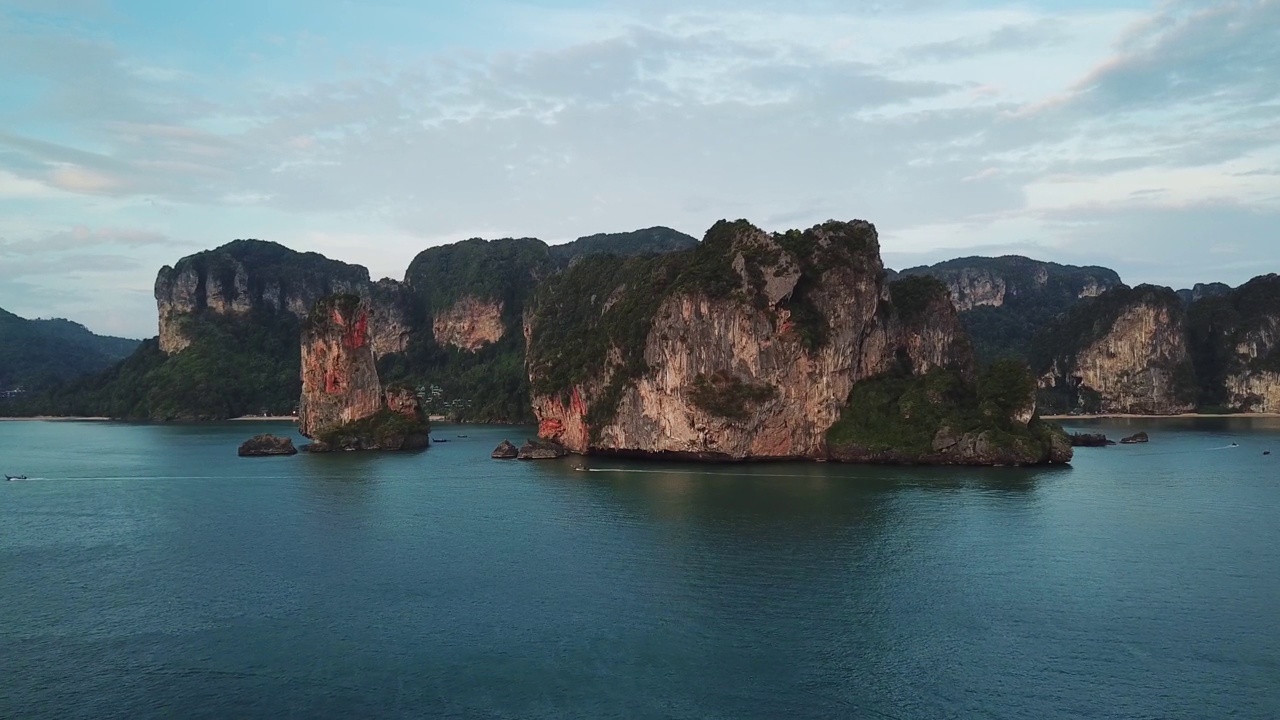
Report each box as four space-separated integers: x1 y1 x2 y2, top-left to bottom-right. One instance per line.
456 435 468 438
432 438 449 443
1231 442 1239 447
573 464 588 472
5 474 27 481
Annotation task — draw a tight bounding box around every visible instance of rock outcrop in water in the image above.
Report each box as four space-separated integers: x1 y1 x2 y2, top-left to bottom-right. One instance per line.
518 438 569 460
1034 285 1197 415
1070 433 1116 447
491 440 519 459
525 219 1070 465
298 295 429 452
238 434 298 457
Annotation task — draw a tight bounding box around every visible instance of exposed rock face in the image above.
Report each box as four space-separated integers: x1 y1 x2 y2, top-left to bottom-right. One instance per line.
1225 372 1280 413
935 267 1008 311
530 222 898 459
433 296 505 351
1186 276 1280 412
492 440 519 459
238 434 298 457
1177 282 1232 305
1068 303 1194 414
1036 285 1197 415
298 295 384 438
367 279 415 357
525 220 1030 463
155 239 413 356
296 295 431 453
898 256 1121 312
1222 311 1280 410
1120 431 1150 444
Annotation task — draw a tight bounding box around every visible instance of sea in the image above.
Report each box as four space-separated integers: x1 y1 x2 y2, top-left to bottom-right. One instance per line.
1 418 1277 719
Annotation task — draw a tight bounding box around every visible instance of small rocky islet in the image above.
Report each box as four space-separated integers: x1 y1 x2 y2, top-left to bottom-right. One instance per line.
237 434 298 457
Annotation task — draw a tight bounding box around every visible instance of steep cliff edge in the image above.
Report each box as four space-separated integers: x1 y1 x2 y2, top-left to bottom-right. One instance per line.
897 256 1121 364
298 295 429 451
1033 285 1197 415
1178 282 1232 306
1187 274 1280 412
526 219 1068 464
155 239 413 356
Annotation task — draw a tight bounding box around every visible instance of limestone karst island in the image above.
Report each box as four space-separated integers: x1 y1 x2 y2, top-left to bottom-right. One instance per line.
8 215 1280 465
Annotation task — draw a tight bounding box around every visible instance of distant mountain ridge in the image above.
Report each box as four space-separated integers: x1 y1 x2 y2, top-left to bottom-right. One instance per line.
18 227 699 421
1177 282 1232 305
12 225 1278 421
894 255 1122 365
0 309 140 392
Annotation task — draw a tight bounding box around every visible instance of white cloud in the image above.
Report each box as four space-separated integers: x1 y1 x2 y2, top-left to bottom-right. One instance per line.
0 0 1277 337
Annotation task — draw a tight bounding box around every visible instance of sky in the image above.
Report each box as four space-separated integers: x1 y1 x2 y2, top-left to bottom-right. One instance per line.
0 0 1277 338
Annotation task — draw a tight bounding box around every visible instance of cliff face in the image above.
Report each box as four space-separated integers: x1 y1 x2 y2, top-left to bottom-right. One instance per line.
1186 275 1280 412
155 239 412 356
298 295 384 437
432 296 505 351
1178 282 1232 306
298 295 429 451
899 256 1120 312
525 220 1055 463
896 256 1122 364
1034 285 1197 415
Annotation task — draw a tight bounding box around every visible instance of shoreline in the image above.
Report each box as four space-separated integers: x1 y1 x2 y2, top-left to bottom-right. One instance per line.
1044 412 1280 420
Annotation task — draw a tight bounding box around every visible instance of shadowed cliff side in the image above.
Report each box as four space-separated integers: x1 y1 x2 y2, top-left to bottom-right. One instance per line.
1186 274 1280 412
1032 284 1198 415
896 256 1122 366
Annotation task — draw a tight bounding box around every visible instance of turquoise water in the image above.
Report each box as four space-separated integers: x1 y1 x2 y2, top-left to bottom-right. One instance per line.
2 418 1278 719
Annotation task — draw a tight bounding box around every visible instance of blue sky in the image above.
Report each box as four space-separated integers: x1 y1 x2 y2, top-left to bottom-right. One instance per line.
1 0 1277 337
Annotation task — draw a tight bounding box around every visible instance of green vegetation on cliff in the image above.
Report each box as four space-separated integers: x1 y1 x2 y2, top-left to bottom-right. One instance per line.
20 311 301 420
826 360 1063 462
1029 284 1198 413
548 227 697 265
379 230 705 423
527 219 882 427
1187 274 1280 407
688 371 778 420
315 408 429 449
887 276 950 325
389 238 552 423
898 256 1121 365
0 308 140 392
159 239 370 305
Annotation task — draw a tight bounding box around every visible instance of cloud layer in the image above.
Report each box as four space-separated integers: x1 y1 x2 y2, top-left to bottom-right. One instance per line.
0 0 1277 337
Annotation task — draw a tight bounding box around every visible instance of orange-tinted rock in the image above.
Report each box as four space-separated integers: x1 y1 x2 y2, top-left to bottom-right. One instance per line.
432 296 505 351
526 219 976 460
298 295 384 439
